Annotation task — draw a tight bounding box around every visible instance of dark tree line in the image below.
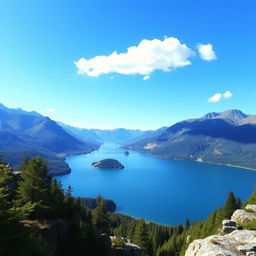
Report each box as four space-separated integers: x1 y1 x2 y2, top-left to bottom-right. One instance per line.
0 156 112 256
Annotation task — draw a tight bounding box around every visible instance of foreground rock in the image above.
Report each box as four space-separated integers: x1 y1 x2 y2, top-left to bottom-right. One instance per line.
110 236 142 256
231 209 256 224
222 219 237 233
185 230 256 256
92 159 124 169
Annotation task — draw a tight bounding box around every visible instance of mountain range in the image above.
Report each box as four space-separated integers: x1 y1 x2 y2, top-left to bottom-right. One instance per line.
0 103 98 174
2 103 256 173
123 109 256 169
0 103 159 174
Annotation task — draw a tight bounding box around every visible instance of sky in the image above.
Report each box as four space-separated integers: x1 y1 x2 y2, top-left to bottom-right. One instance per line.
0 0 256 130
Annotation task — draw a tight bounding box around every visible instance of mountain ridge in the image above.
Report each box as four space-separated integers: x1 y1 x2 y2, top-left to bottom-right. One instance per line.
123 109 256 169
0 103 99 174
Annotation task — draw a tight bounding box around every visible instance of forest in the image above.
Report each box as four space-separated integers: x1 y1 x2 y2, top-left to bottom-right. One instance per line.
0 156 253 256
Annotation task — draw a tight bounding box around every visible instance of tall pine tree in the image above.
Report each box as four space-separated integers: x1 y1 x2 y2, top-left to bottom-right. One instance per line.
92 196 110 233
223 191 237 219
0 161 34 254
133 219 153 256
15 156 52 218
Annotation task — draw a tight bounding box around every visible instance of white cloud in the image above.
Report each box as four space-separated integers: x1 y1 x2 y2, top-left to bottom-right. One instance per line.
208 91 233 103
197 43 217 61
75 37 195 78
223 90 232 99
47 108 55 113
143 75 150 80
208 93 222 103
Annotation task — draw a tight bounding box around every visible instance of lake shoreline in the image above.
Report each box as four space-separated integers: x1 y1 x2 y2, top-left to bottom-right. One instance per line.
123 147 256 172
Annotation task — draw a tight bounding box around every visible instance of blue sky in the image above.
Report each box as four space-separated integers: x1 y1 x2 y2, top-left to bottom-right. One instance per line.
0 0 256 129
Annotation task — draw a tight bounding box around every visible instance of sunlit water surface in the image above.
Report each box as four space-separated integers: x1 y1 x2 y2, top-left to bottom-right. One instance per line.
56 142 256 225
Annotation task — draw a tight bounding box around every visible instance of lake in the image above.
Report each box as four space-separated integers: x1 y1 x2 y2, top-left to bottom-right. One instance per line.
56 142 256 226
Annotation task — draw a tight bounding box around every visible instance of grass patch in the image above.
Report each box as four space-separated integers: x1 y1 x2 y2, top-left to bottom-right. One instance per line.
112 238 126 248
239 220 256 230
210 239 219 245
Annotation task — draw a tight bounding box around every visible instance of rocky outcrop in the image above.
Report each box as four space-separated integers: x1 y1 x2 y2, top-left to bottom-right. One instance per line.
246 204 256 212
92 159 124 169
185 230 256 256
186 204 256 256
110 236 142 256
222 219 237 233
231 208 256 224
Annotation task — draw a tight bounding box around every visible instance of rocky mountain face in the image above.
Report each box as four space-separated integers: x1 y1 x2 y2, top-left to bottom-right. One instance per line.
124 109 256 169
0 104 99 174
185 204 256 256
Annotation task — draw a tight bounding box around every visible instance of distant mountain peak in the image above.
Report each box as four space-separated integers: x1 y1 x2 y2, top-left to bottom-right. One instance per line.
201 109 248 124
201 112 220 119
0 103 41 117
218 109 248 123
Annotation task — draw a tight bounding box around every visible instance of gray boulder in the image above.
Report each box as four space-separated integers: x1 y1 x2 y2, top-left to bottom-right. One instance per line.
246 204 256 213
231 209 256 224
185 230 256 256
222 220 237 227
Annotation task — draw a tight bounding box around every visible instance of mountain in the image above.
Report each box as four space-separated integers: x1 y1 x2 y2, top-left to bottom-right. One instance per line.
238 115 256 125
120 126 168 145
92 128 144 143
58 123 146 144
58 122 104 145
0 104 99 174
123 109 256 169
201 109 248 124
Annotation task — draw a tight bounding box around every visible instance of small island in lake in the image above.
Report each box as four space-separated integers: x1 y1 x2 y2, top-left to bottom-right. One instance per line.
91 159 124 169
124 150 129 155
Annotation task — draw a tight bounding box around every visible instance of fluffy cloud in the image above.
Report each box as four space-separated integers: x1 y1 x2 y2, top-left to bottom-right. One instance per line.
197 44 217 61
143 75 150 80
223 90 232 99
75 37 195 77
208 93 222 103
208 91 232 103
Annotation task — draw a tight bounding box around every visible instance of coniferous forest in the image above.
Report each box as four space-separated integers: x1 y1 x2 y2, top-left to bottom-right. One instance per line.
1 156 254 256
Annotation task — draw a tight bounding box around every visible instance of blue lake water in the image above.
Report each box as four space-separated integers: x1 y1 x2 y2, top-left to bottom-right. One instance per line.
56 142 256 226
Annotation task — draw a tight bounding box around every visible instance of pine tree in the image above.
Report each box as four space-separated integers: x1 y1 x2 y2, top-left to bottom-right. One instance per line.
63 185 75 218
236 197 242 209
223 191 237 219
0 162 34 254
15 156 52 218
184 218 190 231
133 219 153 256
92 196 110 233
50 178 64 218
245 186 256 205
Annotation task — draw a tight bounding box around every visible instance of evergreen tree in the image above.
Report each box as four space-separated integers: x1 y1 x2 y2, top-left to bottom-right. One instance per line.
184 218 190 231
50 179 64 218
236 197 242 209
133 219 153 256
0 162 34 254
92 196 110 233
245 187 256 205
223 191 237 219
15 156 52 218
63 185 75 218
